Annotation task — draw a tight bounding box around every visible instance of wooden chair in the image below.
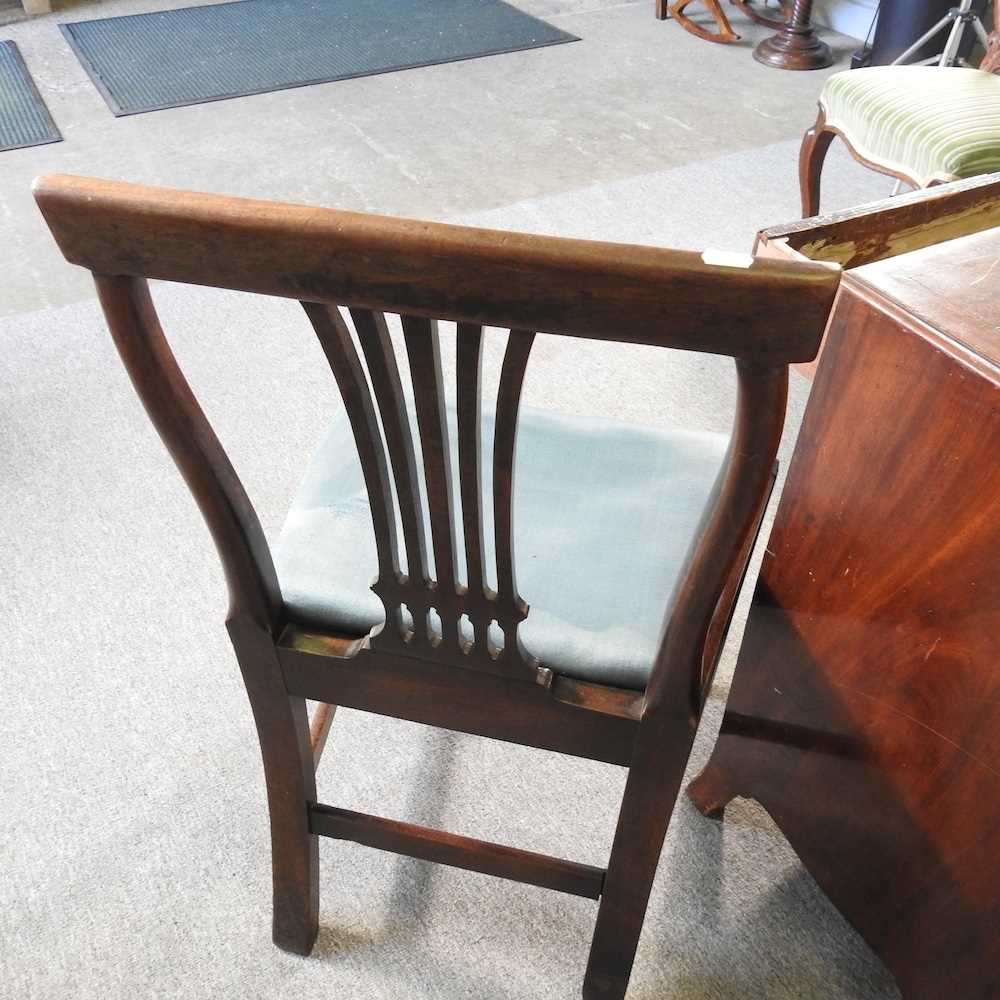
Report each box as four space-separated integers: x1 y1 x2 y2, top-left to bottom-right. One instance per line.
34 174 840 1000
657 0 788 45
800 13 1000 216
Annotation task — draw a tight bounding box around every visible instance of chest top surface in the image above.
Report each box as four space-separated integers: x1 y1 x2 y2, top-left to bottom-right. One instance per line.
848 225 1000 369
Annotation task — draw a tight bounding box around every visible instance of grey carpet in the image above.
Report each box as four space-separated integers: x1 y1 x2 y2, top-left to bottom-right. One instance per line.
60 0 578 116
0 39 60 150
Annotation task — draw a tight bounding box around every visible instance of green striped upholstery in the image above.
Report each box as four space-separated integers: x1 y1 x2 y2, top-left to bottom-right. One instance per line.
820 66 1000 187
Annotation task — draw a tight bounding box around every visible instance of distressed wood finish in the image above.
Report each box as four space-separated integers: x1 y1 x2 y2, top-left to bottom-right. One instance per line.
756 171 1000 379
763 171 1000 268
690 228 1000 999
36 174 840 1000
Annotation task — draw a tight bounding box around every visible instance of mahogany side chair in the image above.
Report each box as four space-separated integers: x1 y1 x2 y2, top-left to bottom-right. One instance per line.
34 174 840 1000
799 13 1000 216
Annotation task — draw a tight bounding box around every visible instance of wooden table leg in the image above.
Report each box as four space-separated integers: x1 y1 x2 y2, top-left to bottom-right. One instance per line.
753 0 833 69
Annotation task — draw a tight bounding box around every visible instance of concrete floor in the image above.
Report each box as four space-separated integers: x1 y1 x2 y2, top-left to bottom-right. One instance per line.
1 0 888 320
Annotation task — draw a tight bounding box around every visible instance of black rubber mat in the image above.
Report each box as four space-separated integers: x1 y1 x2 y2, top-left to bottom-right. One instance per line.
0 40 62 152
60 0 579 117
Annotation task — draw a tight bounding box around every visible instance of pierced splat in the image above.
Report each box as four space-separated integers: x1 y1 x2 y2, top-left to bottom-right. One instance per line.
302 303 546 686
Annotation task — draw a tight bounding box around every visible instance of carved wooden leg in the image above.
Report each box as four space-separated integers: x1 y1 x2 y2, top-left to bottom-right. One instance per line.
583 727 691 1000
668 0 741 43
799 110 835 217
687 760 739 819
656 0 669 20
754 0 833 69
230 620 320 955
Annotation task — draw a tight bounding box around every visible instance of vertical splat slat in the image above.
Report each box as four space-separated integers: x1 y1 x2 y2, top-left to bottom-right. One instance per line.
456 324 488 644
402 315 459 650
350 308 430 645
301 304 399 592
303 306 543 678
493 330 536 661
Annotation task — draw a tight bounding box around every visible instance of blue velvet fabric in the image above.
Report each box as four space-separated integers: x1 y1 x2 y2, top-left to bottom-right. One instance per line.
275 406 728 691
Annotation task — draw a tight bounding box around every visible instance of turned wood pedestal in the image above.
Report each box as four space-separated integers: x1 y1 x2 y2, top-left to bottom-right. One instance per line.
754 0 833 69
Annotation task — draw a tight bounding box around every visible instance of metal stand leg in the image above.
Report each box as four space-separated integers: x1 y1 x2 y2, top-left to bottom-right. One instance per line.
892 0 989 67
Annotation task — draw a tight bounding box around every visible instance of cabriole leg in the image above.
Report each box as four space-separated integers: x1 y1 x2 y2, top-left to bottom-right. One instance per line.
231 621 319 955
799 111 835 217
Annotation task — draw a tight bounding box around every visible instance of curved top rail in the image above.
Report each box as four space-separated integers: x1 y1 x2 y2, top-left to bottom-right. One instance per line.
34 174 839 364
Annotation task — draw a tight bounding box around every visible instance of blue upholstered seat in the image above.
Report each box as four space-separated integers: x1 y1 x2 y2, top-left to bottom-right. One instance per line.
275 405 729 691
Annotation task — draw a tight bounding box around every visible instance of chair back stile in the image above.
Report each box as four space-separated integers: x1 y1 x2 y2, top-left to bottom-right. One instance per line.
646 360 788 720
93 272 283 633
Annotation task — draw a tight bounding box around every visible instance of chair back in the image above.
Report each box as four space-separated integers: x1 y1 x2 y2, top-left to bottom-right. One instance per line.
35 175 840 702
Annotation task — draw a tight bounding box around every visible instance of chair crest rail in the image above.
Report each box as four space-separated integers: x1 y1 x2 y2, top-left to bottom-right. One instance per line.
33 174 840 364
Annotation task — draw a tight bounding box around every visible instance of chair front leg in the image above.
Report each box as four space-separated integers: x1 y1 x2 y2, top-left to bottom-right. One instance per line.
230 618 320 955
799 109 836 217
583 718 693 1000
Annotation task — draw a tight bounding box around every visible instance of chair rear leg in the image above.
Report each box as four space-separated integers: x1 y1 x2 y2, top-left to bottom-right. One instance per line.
230 620 320 955
799 110 835 218
583 727 690 1000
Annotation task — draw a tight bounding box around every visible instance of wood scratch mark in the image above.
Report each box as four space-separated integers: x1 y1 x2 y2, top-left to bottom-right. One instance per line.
830 681 1000 780
969 257 1000 287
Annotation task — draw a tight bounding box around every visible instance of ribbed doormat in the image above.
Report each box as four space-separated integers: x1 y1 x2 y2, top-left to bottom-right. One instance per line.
60 0 579 117
0 40 62 151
